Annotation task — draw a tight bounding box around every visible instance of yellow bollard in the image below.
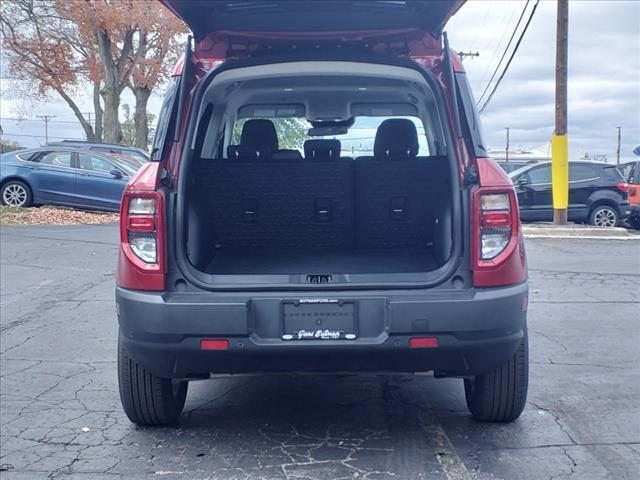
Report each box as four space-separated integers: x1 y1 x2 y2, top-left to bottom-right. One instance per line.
551 134 569 214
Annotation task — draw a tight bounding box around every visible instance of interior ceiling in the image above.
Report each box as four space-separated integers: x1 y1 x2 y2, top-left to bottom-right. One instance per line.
214 76 429 121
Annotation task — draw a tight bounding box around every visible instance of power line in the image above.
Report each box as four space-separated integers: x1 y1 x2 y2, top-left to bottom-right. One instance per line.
1 132 85 140
0 116 84 125
478 0 541 114
36 115 56 143
476 3 519 89
477 0 530 106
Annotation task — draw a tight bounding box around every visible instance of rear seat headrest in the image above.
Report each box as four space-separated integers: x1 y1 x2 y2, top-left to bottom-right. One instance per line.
304 139 341 160
240 119 279 155
374 119 419 159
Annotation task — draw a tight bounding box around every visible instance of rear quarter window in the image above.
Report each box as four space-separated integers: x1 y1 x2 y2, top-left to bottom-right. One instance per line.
569 165 598 182
600 165 625 182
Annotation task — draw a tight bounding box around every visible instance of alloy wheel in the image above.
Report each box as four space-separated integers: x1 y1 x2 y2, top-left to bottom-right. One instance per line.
2 184 28 207
593 207 617 227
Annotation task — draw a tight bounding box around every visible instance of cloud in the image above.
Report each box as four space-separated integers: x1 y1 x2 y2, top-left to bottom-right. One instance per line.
449 0 640 161
1 1 638 161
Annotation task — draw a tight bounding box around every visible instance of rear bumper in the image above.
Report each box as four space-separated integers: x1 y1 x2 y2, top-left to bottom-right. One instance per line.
620 202 633 219
116 282 528 378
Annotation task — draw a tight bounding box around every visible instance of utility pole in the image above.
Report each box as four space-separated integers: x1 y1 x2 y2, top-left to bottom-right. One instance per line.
36 115 56 144
552 0 569 225
616 126 621 165
505 127 511 162
458 51 480 61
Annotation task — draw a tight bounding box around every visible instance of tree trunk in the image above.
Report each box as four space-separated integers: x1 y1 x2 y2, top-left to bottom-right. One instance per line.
95 29 133 144
133 87 151 150
93 81 103 143
101 87 122 144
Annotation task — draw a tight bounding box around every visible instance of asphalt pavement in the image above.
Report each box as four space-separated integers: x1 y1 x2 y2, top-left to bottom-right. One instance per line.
0 224 639 479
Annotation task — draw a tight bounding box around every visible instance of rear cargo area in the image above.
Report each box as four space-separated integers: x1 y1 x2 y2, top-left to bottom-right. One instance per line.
186 123 452 277
180 62 457 284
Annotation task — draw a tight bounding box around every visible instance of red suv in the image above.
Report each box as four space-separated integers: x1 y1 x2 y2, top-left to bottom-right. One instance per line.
116 0 528 426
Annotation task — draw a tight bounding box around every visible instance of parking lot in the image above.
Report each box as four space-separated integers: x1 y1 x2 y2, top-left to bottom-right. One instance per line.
0 223 638 479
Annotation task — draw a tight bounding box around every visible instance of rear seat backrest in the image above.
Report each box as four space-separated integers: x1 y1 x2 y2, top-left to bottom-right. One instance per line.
355 119 448 248
304 139 341 160
196 159 355 249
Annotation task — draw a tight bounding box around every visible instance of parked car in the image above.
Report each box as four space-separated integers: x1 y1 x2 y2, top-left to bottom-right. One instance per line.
497 160 537 173
116 0 529 426
618 160 640 228
509 161 632 226
0 147 138 211
46 140 150 163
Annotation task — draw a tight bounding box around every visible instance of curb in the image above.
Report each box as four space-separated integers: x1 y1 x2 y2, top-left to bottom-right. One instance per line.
522 225 638 240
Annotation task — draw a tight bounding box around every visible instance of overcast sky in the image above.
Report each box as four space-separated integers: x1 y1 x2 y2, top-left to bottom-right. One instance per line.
1 0 638 161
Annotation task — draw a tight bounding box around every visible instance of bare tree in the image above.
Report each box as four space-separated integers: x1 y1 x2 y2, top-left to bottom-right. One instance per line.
60 0 145 144
0 0 101 140
2 0 185 146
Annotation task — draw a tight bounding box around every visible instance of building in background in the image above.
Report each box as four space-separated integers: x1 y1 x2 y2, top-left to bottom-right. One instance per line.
487 145 551 162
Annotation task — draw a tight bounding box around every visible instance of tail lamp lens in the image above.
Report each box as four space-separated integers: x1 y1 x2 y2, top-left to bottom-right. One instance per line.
128 232 157 263
129 198 156 214
480 193 512 260
127 198 157 264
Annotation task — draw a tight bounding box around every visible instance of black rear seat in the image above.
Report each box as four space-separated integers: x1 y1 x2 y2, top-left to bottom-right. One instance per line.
304 139 342 160
355 119 448 248
194 119 446 252
227 119 279 161
197 130 354 249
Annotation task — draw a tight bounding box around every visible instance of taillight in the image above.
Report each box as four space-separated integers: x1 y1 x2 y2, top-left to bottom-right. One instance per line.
630 187 637 196
616 182 629 193
127 198 158 263
472 187 526 287
479 193 512 260
117 174 166 291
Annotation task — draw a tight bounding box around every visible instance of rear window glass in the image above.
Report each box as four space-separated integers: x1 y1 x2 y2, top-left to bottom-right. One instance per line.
618 162 637 182
78 153 114 173
30 151 72 167
231 116 431 157
91 147 148 163
600 165 625 182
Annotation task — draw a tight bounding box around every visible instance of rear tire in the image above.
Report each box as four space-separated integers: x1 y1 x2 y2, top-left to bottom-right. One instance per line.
588 205 619 227
464 332 528 422
117 334 187 426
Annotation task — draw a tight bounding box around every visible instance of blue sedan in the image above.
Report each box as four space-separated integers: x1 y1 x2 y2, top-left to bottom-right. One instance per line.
0 147 139 212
